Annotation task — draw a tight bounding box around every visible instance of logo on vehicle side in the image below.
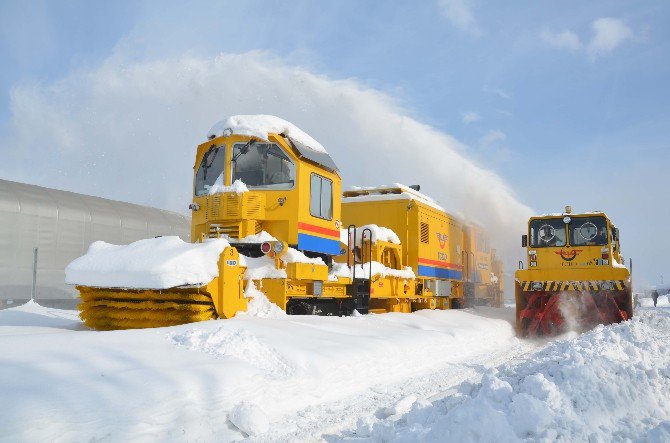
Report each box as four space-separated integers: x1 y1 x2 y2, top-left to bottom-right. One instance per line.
436 232 448 249
554 249 583 262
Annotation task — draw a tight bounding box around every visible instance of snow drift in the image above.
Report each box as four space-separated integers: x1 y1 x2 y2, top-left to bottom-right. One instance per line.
0 303 518 441
350 308 670 442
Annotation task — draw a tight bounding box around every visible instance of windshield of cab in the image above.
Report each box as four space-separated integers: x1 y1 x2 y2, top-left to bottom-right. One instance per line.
232 142 295 189
569 216 608 246
194 145 226 196
529 218 567 247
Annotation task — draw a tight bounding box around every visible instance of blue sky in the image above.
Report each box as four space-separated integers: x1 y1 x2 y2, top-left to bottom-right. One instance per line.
1 0 668 286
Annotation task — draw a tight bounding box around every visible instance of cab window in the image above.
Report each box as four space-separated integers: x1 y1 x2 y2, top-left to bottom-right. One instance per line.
529 218 566 247
232 142 295 189
310 173 333 220
569 216 608 246
194 145 226 196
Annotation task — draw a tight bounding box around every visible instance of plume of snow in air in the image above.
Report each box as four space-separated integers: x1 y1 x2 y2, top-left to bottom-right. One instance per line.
1 51 532 263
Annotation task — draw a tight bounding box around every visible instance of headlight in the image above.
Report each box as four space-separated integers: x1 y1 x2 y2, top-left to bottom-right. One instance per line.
273 241 285 254
260 242 272 254
532 282 543 291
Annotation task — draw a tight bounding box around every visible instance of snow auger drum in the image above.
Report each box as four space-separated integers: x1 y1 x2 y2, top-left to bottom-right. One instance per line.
515 282 632 336
514 207 633 337
77 287 218 330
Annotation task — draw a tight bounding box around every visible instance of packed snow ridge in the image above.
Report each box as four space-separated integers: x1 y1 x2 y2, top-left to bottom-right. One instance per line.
207 114 327 153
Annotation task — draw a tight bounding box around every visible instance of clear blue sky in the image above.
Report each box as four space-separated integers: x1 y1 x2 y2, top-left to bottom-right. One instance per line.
1 0 668 286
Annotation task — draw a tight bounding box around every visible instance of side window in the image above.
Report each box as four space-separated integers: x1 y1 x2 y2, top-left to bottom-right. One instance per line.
310 173 333 220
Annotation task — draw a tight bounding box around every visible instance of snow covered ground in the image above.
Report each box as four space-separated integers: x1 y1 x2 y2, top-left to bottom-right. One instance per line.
0 300 668 442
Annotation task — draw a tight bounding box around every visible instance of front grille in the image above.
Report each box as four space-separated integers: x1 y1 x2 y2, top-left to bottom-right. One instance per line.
245 195 262 218
209 222 239 238
208 221 264 239
208 195 221 219
224 194 239 218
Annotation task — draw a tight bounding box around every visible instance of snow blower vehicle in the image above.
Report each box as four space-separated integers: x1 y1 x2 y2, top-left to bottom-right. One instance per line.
67 115 504 330
515 206 633 336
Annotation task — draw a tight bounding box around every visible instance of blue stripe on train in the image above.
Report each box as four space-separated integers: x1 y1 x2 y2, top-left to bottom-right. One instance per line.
297 233 341 255
417 265 463 280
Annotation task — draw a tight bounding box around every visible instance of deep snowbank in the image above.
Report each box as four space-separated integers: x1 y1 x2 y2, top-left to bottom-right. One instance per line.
0 302 517 441
348 306 670 442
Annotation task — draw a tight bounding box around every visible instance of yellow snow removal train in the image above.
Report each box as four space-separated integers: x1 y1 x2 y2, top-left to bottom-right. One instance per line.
515 207 633 336
74 118 504 330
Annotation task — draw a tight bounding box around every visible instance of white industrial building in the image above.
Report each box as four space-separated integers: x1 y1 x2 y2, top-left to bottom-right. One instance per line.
0 179 190 308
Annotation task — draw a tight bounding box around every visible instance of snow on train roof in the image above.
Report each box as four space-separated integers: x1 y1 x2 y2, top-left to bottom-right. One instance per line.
537 211 607 217
207 115 327 154
343 183 446 212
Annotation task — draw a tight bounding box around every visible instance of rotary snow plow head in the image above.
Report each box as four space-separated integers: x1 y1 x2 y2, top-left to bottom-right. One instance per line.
515 208 633 337
77 287 218 330
516 284 631 337
66 237 246 330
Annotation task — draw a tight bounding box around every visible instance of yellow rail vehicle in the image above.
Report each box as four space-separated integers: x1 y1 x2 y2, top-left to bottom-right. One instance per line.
342 185 465 310
73 116 507 330
78 129 354 329
515 207 632 336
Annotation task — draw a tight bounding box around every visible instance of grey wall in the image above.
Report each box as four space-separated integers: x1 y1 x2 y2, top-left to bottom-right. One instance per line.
0 179 190 306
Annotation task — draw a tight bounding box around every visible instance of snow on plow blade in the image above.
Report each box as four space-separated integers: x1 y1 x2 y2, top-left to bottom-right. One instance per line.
66 237 246 330
516 285 631 337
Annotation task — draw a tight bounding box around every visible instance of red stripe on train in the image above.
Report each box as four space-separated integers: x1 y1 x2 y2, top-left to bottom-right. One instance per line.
417 257 464 270
297 222 340 238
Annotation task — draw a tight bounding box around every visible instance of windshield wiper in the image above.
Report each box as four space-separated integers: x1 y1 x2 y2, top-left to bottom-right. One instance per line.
233 140 255 163
200 147 219 180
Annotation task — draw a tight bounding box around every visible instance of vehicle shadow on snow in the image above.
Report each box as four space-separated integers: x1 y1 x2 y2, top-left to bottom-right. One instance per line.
0 304 84 331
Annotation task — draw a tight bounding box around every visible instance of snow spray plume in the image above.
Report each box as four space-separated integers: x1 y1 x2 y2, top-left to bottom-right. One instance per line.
1 52 532 264
557 292 588 334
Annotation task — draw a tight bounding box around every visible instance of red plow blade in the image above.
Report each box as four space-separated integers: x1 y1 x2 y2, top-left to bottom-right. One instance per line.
519 291 629 337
